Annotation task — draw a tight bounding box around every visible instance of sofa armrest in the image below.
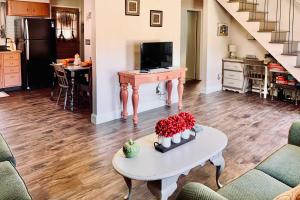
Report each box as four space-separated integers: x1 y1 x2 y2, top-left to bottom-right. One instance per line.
177 183 228 200
0 134 16 167
289 122 300 147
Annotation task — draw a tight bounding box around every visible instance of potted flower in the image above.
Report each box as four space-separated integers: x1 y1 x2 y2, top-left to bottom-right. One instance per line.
168 115 186 144
178 112 196 139
155 119 173 148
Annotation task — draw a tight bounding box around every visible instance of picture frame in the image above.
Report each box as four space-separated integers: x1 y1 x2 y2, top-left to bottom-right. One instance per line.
150 10 163 27
125 0 140 16
217 23 229 36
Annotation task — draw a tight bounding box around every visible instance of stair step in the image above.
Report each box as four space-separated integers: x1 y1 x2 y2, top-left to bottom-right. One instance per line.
228 0 259 4
248 19 278 22
294 66 300 68
271 31 290 33
270 40 299 44
237 8 257 12
282 52 300 56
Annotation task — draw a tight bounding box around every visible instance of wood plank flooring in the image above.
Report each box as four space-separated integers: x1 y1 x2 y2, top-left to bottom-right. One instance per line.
0 82 300 200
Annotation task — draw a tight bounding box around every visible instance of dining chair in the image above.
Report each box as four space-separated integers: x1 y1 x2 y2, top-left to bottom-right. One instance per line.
244 59 265 98
53 63 69 109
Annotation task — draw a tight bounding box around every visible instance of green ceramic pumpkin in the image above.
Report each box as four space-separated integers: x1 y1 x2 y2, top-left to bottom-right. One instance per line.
123 139 140 158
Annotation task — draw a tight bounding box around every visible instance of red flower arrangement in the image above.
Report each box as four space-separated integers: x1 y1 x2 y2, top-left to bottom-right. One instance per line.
155 112 196 138
178 112 196 130
155 119 173 138
168 115 186 135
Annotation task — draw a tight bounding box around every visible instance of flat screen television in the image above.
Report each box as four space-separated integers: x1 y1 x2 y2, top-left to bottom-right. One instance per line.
140 42 173 71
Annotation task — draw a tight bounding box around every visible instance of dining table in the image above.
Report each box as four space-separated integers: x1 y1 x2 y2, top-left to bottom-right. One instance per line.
51 63 92 112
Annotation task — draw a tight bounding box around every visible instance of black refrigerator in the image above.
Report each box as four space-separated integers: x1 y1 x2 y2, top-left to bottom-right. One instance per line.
15 18 56 90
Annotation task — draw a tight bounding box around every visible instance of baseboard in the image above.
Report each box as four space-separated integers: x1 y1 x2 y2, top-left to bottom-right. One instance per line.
200 85 222 94
90 100 172 125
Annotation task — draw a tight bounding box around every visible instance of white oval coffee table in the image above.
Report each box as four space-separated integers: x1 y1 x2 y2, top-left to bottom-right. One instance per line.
112 126 228 200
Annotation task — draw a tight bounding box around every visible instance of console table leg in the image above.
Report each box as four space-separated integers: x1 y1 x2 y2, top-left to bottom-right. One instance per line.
132 86 139 126
124 177 132 200
178 77 184 111
210 152 225 189
121 83 128 119
166 80 172 107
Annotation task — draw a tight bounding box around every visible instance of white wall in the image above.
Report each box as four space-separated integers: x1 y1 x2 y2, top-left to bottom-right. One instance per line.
83 0 92 60
229 20 267 60
201 0 231 93
91 0 181 124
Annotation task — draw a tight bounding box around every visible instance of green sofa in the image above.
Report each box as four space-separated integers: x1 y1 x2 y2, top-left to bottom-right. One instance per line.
177 122 300 200
0 134 32 200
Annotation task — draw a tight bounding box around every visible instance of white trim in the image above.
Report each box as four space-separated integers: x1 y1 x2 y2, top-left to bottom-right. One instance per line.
200 84 222 94
91 100 171 124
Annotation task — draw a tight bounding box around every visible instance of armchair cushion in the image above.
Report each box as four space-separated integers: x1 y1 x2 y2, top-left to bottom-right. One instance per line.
289 121 300 147
0 161 31 200
0 134 16 167
218 169 291 200
177 183 227 200
256 144 300 187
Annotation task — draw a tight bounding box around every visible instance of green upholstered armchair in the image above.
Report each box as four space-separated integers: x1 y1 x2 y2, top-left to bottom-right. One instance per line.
0 134 16 166
288 121 300 147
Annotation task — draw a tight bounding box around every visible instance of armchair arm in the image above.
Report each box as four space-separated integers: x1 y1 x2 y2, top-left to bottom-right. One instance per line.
289 121 300 147
177 183 228 200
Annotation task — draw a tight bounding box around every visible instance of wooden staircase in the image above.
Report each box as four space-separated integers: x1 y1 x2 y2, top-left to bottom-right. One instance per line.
217 0 300 81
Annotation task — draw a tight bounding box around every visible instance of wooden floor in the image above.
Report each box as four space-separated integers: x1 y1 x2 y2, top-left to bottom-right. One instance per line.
0 82 300 200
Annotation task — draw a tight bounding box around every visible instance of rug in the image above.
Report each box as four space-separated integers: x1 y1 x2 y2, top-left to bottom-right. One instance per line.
0 92 9 98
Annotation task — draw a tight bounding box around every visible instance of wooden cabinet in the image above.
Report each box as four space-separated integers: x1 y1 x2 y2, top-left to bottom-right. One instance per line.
0 51 22 90
7 0 50 17
222 58 247 93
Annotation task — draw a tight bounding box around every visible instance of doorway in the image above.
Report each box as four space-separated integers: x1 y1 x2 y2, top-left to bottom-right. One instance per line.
186 11 201 81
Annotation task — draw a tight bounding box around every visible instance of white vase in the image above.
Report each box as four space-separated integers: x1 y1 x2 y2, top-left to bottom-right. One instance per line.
172 133 181 144
160 137 171 148
182 130 191 140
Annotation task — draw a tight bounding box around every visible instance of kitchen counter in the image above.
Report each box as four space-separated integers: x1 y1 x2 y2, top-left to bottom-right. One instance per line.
0 50 22 54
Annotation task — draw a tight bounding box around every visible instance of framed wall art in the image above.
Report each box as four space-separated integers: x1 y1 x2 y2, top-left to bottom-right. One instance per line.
125 0 140 16
150 10 163 27
217 23 229 36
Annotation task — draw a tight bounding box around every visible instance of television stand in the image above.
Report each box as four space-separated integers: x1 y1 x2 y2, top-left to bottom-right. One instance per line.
118 68 187 126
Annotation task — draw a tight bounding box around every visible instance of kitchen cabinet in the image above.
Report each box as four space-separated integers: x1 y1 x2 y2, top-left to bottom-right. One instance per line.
7 0 50 17
0 51 22 90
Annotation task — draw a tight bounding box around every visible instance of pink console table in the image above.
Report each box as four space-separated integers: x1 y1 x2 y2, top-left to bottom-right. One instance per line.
118 68 186 125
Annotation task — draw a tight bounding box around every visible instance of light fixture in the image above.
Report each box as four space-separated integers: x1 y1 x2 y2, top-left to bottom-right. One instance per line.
228 44 237 59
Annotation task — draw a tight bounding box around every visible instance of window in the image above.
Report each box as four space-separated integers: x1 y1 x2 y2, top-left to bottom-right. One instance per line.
53 8 79 41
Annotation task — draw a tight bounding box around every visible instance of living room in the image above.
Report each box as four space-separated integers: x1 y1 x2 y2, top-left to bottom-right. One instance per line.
1 0 300 200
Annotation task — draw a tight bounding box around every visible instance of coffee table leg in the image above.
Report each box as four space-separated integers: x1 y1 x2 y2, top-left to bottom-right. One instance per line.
124 177 132 200
147 175 180 200
210 152 225 189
